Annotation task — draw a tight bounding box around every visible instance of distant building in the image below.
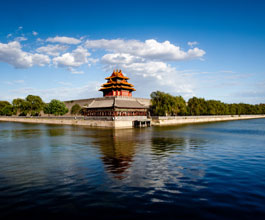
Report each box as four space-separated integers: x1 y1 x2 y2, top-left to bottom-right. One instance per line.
82 70 150 118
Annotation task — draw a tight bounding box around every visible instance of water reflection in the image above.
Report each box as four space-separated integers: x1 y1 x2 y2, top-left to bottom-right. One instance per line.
151 137 186 155
47 128 66 136
151 125 208 156
1 120 265 219
91 129 138 179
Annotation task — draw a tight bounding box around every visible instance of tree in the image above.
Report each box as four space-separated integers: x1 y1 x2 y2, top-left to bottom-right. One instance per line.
187 97 207 115
43 103 51 115
0 101 11 110
174 96 187 116
12 98 31 116
1 105 13 116
25 95 44 116
0 101 13 116
71 104 81 115
150 91 187 116
45 99 68 116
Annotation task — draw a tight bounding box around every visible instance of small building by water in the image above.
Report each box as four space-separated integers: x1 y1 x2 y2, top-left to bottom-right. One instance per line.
65 70 151 127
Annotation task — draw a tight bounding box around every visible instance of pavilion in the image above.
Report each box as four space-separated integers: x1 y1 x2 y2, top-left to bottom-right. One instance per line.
82 70 150 120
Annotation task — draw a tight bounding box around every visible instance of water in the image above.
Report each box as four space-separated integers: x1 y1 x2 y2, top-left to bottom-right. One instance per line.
0 119 265 219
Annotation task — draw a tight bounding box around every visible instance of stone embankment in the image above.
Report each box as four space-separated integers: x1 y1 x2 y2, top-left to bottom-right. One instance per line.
151 115 265 126
0 115 265 128
0 116 138 128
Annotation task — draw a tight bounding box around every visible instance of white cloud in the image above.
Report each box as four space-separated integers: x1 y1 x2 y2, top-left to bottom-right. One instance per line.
7 33 12 38
187 47 205 59
0 36 205 98
102 55 194 97
0 41 50 68
32 31 38 36
88 38 205 96
85 39 205 61
102 53 144 64
15 37 27 41
36 44 69 56
188 41 198 47
18 26 23 30
46 36 81 44
53 46 91 68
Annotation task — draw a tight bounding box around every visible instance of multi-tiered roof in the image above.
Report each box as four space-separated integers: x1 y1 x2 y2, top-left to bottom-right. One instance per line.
99 70 136 97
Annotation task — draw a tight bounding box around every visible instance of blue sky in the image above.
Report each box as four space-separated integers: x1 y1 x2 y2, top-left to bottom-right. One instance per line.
0 0 264 103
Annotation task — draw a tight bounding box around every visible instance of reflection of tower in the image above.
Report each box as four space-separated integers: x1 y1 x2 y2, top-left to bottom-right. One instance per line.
92 129 137 179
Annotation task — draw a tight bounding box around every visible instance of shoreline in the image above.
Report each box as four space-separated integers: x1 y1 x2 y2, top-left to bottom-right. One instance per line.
0 115 265 128
151 115 265 126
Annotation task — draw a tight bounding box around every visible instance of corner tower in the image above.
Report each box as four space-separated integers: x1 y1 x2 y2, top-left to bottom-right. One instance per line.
99 69 136 97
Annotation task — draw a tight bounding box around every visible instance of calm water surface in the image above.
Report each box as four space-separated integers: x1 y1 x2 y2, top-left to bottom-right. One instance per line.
0 119 265 219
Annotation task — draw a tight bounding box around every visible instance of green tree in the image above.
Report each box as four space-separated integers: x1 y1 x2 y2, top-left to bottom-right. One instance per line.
150 91 187 116
71 104 81 115
174 96 187 116
1 105 13 116
187 97 207 115
12 98 31 116
25 95 44 116
0 101 13 116
43 103 51 115
150 91 265 116
45 99 68 116
0 101 11 110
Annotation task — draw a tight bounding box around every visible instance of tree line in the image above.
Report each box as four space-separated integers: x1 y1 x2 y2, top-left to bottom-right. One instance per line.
1 92 264 117
150 91 265 116
0 95 76 116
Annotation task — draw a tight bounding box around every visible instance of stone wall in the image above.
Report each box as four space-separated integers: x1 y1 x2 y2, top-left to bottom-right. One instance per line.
0 116 115 127
1 115 264 128
0 116 139 128
151 115 265 126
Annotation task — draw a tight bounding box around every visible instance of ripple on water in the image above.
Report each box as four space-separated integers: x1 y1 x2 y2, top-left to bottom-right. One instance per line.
0 120 265 219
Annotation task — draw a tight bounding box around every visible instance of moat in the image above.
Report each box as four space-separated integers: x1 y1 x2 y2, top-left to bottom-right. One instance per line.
0 119 265 219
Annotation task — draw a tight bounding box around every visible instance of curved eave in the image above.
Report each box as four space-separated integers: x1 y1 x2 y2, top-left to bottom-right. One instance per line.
101 82 134 87
99 86 136 91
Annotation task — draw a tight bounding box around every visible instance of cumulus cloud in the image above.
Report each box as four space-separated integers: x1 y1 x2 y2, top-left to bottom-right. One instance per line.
102 53 144 64
32 31 38 36
85 39 205 61
0 35 205 97
46 36 81 44
102 56 194 97
91 38 205 97
0 41 50 68
53 46 91 68
36 44 69 56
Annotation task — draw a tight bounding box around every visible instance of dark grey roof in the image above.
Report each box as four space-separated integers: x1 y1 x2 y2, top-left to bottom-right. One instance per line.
84 97 148 109
114 99 146 108
87 99 114 108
